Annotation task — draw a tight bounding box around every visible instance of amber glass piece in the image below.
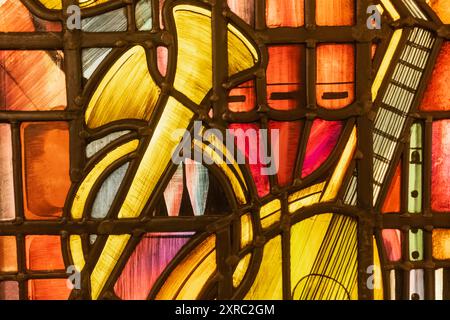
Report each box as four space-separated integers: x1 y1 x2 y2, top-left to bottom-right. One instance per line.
25 236 65 271
267 45 303 110
420 42 450 111
426 0 450 23
316 44 355 109
28 279 71 300
0 236 17 272
266 0 304 27
21 122 70 220
432 229 450 260
316 0 354 26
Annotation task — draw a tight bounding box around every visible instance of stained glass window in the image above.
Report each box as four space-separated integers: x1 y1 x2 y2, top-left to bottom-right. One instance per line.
0 0 449 301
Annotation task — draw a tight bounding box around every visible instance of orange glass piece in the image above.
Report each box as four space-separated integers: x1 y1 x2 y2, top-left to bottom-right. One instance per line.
228 80 256 112
26 236 65 271
316 0 354 26
0 124 15 221
426 0 450 23
316 44 355 109
28 279 71 300
432 120 450 212
420 42 450 111
266 0 304 27
382 162 401 213
0 50 66 111
0 0 61 32
269 121 302 186
267 45 303 110
21 122 70 220
0 236 17 272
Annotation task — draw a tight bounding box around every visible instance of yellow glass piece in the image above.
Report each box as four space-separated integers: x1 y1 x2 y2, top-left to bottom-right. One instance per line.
175 250 216 299
373 236 384 300
69 235 85 272
71 140 139 219
38 0 111 9
291 214 358 300
372 29 403 100
79 0 111 7
321 127 357 202
291 214 333 293
194 140 247 204
173 5 213 105
85 46 161 129
261 212 281 229
118 98 193 219
200 127 247 189
380 0 401 21
244 236 283 300
90 234 131 300
233 254 252 288
173 5 258 105
38 0 61 9
288 182 326 213
432 229 450 260
259 199 281 229
240 214 253 248
228 23 259 76
376 4 385 15
156 235 216 300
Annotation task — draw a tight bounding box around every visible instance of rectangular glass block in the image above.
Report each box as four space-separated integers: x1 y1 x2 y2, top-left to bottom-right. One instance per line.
409 269 424 300
316 44 355 109
0 124 15 221
28 279 71 300
0 281 19 300
25 235 65 271
0 51 66 111
0 236 17 272
316 0 354 26
267 45 303 110
228 80 256 112
432 120 450 212
408 229 423 261
432 229 450 260
21 122 70 220
266 0 304 28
